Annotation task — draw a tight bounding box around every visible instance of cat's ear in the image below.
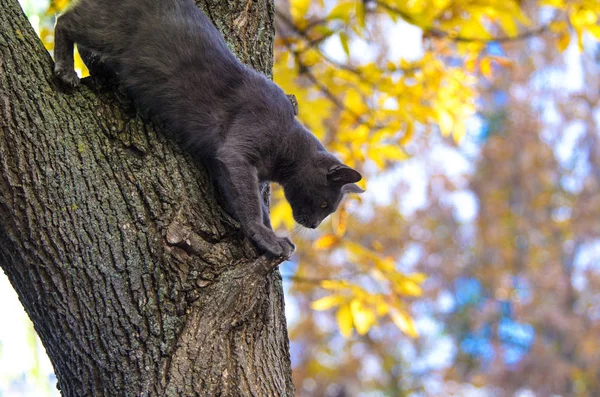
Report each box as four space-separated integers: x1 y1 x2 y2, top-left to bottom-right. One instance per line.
327 164 362 185
342 183 365 194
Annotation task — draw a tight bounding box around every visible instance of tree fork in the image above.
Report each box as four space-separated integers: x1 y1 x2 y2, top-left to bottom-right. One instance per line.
0 0 294 395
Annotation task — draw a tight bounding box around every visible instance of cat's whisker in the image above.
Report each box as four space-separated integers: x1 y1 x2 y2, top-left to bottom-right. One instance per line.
291 225 305 238
298 226 318 239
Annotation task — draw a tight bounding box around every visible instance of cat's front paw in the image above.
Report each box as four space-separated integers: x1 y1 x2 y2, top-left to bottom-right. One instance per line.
54 63 81 87
249 226 295 258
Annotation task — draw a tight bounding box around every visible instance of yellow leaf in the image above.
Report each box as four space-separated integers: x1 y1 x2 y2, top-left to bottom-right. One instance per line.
320 279 349 290
344 90 367 114
328 1 355 23
390 310 419 338
570 8 598 27
367 146 385 169
56 0 70 10
497 12 518 37
339 124 369 143
376 300 389 316
385 9 398 23
540 0 565 7
332 205 347 237
399 122 414 146
339 32 350 57
464 56 477 73
290 0 311 23
549 20 568 34
394 278 423 297
270 199 295 230
370 268 388 284
407 272 427 284
45 0 70 14
356 2 366 28
312 294 346 311
74 49 90 78
379 144 409 162
344 241 372 261
350 299 376 335
337 304 354 338
436 108 454 137
313 234 339 250
480 57 493 79
433 0 451 10
300 48 320 67
371 125 398 143
588 25 600 41
374 256 395 272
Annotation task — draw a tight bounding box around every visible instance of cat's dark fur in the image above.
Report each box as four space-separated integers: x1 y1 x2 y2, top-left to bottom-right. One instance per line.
53 0 364 257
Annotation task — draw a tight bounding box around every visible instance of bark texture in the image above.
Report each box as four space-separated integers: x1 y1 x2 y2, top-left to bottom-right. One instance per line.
0 0 294 395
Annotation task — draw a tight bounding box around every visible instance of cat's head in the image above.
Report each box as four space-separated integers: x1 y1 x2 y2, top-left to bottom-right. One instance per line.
283 153 364 229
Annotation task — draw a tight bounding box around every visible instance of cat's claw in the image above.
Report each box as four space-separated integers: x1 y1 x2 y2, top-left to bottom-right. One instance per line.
275 236 296 257
250 227 295 258
54 64 81 87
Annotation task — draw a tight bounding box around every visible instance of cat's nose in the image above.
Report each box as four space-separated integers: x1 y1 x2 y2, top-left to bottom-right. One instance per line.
309 222 318 229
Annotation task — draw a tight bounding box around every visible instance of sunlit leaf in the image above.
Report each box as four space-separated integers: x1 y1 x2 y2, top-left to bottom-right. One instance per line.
376 300 389 316
393 277 423 297
290 0 311 23
436 108 454 137
312 294 347 311
356 2 366 28
270 199 295 230
390 309 418 338
570 8 598 27
74 49 90 78
339 32 350 57
480 57 493 80
588 25 600 40
407 272 427 284
332 205 348 237
321 279 350 290
399 122 414 146
328 1 355 23
497 12 518 36
337 304 354 338
350 299 376 335
378 144 409 162
314 234 339 250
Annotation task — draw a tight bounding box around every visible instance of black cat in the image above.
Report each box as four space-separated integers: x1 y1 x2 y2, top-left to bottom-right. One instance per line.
53 0 364 257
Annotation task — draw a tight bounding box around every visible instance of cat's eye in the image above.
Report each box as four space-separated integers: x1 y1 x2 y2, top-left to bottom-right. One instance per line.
320 201 328 209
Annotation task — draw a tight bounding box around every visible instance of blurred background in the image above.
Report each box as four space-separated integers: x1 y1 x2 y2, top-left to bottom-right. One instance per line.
3 0 600 395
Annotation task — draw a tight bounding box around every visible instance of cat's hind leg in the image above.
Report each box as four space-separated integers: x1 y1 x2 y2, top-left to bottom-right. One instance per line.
78 46 119 82
54 12 80 87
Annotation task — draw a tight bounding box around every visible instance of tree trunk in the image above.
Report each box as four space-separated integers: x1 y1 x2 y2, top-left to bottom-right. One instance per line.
0 0 294 396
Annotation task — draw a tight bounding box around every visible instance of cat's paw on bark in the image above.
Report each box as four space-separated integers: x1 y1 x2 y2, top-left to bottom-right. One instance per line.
249 226 295 258
54 64 80 87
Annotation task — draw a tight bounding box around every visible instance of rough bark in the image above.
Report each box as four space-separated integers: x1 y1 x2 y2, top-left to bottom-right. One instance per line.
0 0 294 396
